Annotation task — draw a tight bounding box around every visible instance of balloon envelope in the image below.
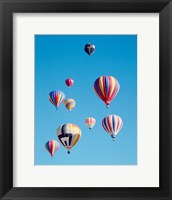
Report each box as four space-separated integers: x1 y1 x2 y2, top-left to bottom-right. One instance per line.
49 90 65 109
93 76 120 107
45 140 60 157
85 117 96 129
84 43 95 55
56 123 82 154
65 78 74 88
64 98 76 111
102 115 123 140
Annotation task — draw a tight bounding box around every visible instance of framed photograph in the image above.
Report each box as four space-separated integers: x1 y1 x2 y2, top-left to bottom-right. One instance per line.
0 0 171 200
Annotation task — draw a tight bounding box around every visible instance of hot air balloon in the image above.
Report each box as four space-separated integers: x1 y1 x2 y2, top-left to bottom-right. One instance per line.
49 90 65 110
65 78 74 88
85 117 96 130
56 123 82 154
93 76 120 108
64 98 76 111
45 140 60 157
102 115 123 141
84 43 95 55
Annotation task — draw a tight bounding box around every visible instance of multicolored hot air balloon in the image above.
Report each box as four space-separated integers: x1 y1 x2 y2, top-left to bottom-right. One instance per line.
93 76 120 108
56 123 82 154
49 90 65 110
102 115 123 141
64 98 76 111
65 78 74 88
45 140 60 157
85 117 96 130
84 43 95 55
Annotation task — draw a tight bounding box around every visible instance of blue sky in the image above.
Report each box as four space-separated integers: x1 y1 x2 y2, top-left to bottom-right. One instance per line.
35 35 137 165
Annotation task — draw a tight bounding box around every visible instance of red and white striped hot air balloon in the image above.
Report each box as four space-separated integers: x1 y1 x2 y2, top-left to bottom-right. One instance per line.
102 115 123 141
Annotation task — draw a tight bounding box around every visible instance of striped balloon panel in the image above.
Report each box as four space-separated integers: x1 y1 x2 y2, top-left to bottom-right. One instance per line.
64 99 76 111
45 140 60 157
102 115 123 136
85 117 96 129
57 124 81 150
49 90 65 108
93 76 120 106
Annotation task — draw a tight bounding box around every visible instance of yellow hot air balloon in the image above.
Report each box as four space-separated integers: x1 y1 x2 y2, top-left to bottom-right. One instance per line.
64 98 76 111
56 123 82 154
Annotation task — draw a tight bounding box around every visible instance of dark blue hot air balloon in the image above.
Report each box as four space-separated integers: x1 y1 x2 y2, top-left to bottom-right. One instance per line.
84 43 95 55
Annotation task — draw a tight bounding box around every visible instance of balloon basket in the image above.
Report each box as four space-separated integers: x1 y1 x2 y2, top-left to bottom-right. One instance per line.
111 136 115 141
67 150 70 154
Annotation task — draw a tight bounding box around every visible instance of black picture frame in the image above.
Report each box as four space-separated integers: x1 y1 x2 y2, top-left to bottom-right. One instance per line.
0 0 171 200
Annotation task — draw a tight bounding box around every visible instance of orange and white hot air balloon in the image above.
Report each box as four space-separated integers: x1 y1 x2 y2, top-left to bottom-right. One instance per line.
85 117 96 130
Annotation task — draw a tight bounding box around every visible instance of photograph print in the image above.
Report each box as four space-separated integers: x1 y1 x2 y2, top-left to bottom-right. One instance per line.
35 35 137 165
